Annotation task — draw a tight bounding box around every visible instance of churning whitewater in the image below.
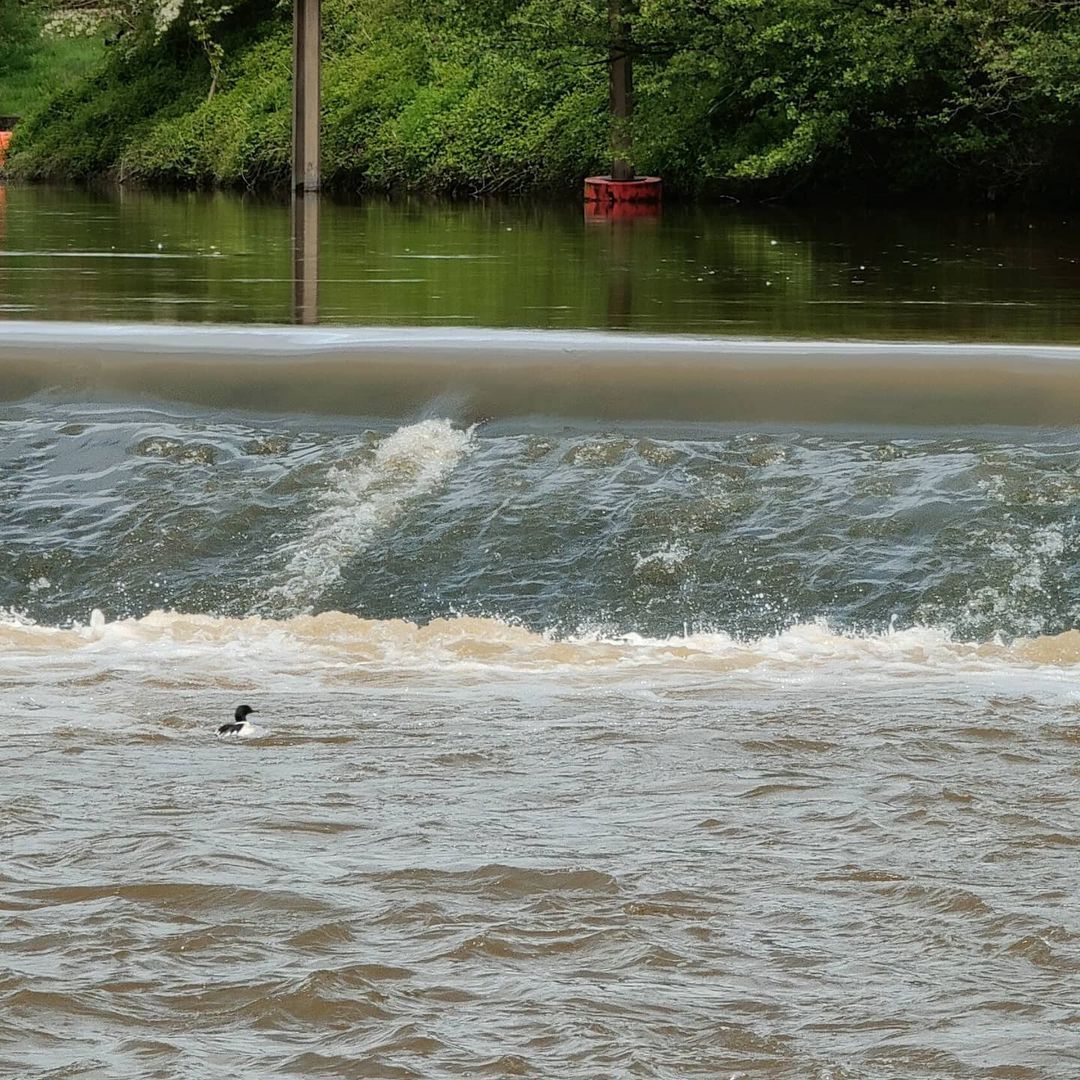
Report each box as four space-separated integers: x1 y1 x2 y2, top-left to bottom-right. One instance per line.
0 404 1078 643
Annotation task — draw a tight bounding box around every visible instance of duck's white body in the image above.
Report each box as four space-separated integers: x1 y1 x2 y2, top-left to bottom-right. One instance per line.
216 719 265 739
216 704 263 739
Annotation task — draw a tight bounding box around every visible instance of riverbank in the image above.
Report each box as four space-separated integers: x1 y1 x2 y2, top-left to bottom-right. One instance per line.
5 0 1080 203
6 0 608 195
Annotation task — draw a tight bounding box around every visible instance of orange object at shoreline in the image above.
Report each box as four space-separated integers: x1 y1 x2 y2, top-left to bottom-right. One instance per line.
0 131 12 167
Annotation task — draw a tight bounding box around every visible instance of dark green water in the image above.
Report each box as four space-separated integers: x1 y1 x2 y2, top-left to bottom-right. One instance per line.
4 184 1080 339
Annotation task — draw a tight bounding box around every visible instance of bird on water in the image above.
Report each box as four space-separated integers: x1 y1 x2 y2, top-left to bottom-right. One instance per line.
217 704 256 738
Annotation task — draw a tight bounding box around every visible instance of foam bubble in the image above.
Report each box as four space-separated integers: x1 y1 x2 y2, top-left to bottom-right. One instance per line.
634 541 690 573
633 541 691 584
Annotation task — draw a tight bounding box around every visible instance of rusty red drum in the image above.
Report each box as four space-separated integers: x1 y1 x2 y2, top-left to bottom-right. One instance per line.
584 175 662 209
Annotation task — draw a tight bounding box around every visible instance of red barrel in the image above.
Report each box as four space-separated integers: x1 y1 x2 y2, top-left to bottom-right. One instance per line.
584 175 662 211
0 131 11 168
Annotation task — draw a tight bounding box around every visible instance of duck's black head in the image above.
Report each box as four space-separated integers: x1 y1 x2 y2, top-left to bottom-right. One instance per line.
235 704 255 722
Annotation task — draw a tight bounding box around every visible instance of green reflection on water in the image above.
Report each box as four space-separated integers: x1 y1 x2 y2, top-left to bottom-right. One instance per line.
2 184 1080 341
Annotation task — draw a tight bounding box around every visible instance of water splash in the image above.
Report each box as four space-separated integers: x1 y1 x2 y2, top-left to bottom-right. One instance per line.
272 420 475 612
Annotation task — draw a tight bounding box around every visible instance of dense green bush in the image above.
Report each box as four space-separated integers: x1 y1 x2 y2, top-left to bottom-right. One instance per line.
11 0 611 191
10 0 1080 201
624 0 1080 199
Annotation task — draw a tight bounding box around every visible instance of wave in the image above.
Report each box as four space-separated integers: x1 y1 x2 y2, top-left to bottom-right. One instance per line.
0 409 1077 642
3 608 1080 676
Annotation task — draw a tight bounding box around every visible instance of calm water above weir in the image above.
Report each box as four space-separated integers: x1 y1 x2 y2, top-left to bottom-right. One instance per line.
1 186 1080 1079
5 184 1080 339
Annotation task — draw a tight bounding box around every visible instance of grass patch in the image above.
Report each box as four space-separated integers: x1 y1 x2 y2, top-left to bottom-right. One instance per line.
0 33 105 121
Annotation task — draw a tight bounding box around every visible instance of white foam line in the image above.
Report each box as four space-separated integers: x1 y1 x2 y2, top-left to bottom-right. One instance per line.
3 610 1080 679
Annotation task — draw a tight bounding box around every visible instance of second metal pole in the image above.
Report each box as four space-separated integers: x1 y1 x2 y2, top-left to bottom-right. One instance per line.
609 0 634 182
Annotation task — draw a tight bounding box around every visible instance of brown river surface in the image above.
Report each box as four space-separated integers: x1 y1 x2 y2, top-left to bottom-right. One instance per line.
1 187 1079 1078
3 625 1080 1079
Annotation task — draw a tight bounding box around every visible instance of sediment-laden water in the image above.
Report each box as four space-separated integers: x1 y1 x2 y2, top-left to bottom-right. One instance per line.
2 385 1079 1077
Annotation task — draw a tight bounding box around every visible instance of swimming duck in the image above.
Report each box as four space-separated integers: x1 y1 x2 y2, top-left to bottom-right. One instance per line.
217 704 256 738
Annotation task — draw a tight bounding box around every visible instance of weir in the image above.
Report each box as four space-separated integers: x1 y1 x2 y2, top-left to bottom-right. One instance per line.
5 321 1080 424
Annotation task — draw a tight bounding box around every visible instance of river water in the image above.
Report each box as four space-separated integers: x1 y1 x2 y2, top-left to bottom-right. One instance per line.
5 185 1080 339
1 187 1079 1078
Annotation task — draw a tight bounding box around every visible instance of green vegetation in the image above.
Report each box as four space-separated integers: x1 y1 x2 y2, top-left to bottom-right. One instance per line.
0 2 104 122
8 0 1080 202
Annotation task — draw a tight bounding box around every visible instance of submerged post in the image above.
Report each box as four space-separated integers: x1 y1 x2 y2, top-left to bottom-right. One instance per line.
292 0 321 192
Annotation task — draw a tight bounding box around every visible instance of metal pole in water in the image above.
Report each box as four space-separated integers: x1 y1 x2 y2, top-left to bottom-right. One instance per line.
292 0 321 192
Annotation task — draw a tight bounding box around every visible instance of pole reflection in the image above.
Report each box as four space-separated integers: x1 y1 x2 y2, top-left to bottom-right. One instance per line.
291 193 319 325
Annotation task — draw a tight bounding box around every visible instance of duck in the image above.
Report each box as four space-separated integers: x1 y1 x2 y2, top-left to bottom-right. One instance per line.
217 704 257 738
